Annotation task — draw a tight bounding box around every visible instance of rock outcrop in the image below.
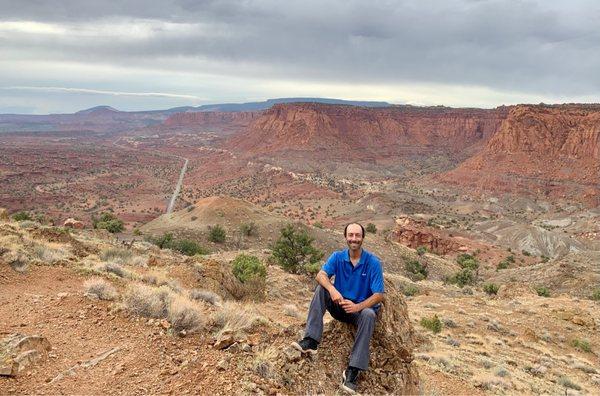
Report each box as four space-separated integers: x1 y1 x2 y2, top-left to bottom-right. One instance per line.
0 334 51 377
229 102 506 159
392 215 468 255
63 218 84 229
276 277 419 394
440 104 600 205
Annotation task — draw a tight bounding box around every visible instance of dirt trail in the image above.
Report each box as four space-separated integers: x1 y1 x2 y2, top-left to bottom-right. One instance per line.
167 158 189 214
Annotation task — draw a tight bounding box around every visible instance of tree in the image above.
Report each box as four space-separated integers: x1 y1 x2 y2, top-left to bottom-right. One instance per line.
272 224 324 274
92 212 124 233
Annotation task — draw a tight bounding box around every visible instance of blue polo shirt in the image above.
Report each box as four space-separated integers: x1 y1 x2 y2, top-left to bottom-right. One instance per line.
321 248 385 305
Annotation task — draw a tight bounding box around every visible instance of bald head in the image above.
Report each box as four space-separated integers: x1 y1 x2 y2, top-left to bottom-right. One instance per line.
344 223 364 253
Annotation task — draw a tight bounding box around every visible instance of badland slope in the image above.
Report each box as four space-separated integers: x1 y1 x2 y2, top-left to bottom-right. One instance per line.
439 104 600 205
228 103 507 159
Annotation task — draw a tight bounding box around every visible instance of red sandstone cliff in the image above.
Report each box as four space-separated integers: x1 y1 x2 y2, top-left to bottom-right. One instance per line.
439 105 600 205
228 103 506 158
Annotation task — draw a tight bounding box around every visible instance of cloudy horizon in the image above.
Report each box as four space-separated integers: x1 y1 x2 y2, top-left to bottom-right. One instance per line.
1 0 599 114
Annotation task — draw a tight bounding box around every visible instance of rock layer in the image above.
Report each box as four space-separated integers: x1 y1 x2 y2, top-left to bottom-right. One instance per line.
229 103 506 158
440 104 600 205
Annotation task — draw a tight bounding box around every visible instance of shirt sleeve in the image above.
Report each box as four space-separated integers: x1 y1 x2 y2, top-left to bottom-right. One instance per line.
321 252 337 277
370 258 385 294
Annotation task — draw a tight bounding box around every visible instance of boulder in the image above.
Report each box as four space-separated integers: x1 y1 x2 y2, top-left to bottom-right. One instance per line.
274 277 420 394
63 218 84 229
0 334 51 377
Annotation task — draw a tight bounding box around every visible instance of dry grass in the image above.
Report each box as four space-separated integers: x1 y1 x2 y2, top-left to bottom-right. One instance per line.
282 303 301 318
189 289 222 306
141 269 169 286
253 346 278 378
5 251 29 273
100 262 133 278
123 284 173 318
213 301 268 336
31 243 68 264
100 248 133 263
84 277 118 301
167 295 206 333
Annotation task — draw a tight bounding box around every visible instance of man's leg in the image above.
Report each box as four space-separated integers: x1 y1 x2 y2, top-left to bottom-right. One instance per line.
348 308 377 370
304 284 331 342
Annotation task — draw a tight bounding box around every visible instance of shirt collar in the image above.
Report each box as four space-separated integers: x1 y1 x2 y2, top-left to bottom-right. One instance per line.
344 248 367 268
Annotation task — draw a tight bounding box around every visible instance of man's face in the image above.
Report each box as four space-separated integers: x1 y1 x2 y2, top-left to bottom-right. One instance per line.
345 224 364 252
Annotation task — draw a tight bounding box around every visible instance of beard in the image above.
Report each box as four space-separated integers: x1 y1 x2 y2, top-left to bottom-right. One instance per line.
347 240 362 251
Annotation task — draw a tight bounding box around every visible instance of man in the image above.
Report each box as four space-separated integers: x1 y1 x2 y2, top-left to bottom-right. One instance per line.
292 223 385 394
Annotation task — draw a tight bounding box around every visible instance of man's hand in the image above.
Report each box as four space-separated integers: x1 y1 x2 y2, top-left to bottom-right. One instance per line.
340 299 361 313
329 288 343 304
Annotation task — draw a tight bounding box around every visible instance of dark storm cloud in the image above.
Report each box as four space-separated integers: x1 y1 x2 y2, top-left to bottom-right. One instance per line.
1 0 600 106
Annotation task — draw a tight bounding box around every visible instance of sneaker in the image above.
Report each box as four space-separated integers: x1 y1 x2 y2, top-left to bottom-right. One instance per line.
341 366 360 394
291 337 318 355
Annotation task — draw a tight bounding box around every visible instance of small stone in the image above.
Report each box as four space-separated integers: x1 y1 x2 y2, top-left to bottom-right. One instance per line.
247 333 261 346
214 333 235 350
283 346 302 362
217 359 229 371
160 319 171 329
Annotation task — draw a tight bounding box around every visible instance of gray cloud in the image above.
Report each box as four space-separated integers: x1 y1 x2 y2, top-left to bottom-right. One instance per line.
1 0 599 112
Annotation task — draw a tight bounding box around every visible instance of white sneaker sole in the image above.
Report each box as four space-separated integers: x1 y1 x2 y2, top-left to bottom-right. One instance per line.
341 371 357 394
291 341 318 355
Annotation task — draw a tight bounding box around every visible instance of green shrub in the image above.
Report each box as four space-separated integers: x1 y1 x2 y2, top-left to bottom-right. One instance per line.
506 255 515 263
416 246 428 256
536 286 550 297
403 284 419 297
540 255 549 263
420 315 443 334
171 239 208 256
522 249 531 256
92 212 124 233
239 222 257 237
497 260 509 270
133 228 142 236
232 254 266 283
12 211 32 221
208 225 226 243
405 259 428 281
149 232 173 249
591 288 600 301
457 253 479 270
483 283 499 295
570 339 592 353
313 222 323 229
272 224 324 274
365 223 377 234
148 233 207 256
449 268 475 287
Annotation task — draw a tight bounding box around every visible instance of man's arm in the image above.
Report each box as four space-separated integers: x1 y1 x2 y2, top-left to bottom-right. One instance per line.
340 292 384 313
315 270 344 304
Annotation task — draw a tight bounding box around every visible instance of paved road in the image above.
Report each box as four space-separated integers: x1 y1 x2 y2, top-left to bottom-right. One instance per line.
166 158 189 214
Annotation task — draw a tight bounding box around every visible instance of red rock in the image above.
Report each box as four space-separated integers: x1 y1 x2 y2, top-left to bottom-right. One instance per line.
229 103 506 159
63 218 84 229
440 104 600 206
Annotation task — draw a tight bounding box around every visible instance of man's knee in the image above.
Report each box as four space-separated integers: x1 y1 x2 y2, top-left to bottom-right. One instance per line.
359 308 376 321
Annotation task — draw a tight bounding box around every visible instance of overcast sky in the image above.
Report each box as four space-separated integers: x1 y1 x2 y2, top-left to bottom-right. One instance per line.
1 0 599 113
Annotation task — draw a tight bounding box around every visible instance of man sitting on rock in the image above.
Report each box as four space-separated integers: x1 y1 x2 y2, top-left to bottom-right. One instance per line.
292 222 385 394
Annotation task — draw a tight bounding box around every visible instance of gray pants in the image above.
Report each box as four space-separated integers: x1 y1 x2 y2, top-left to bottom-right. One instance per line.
304 285 377 370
